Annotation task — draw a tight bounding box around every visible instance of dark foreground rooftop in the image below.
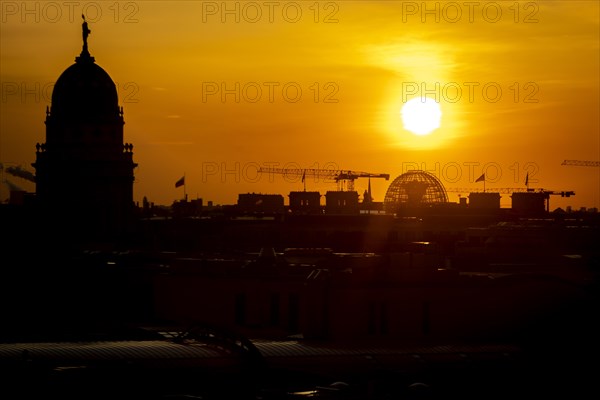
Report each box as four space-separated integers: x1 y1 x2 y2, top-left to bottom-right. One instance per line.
1 324 598 400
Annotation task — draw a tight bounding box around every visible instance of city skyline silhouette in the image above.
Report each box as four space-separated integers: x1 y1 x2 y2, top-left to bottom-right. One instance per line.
1 2 598 208
0 3 599 399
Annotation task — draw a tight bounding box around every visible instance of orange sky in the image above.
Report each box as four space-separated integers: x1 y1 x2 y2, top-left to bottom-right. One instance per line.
1 1 599 209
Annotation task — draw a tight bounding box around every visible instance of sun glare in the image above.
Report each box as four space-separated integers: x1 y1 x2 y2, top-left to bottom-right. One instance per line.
401 97 442 135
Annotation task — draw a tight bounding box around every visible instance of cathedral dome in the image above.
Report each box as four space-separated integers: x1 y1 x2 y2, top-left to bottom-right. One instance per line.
51 57 120 122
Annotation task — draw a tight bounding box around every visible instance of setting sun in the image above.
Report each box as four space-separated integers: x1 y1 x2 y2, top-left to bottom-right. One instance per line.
401 97 442 136
0 4 598 390
0 1 598 209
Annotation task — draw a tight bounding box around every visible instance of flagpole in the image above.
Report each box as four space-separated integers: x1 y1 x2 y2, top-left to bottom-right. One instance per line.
184 173 187 201
475 173 485 192
302 169 306 192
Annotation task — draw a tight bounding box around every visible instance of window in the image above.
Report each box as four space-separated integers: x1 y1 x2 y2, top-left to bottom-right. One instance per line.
270 293 280 326
234 293 246 326
288 294 299 331
368 303 376 335
422 301 430 336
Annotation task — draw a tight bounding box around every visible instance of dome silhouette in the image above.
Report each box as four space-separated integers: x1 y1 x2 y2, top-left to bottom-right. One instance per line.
384 170 448 213
51 58 119 122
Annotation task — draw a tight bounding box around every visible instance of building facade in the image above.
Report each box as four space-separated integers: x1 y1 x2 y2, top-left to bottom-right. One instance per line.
33 19 137 239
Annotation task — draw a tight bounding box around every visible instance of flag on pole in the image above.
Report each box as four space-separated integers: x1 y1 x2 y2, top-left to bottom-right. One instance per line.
175 176 185 188
475 173 485 183
301 170 307 191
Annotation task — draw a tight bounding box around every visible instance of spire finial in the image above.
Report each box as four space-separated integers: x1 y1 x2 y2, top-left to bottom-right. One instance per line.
76 14 94 63
82 14 90 47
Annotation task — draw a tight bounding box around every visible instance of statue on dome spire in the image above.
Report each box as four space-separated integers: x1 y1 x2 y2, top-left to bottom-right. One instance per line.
82 14 91 50
77 14 94 63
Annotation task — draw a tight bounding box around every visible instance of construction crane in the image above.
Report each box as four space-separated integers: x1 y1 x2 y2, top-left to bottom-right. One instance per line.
561 160 600 167
257 167 390 191
447 187 575 197
447 187 532 194
447 187 574 212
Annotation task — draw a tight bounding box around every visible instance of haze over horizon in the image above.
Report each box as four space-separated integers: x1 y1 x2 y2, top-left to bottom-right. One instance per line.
1 1 598 209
